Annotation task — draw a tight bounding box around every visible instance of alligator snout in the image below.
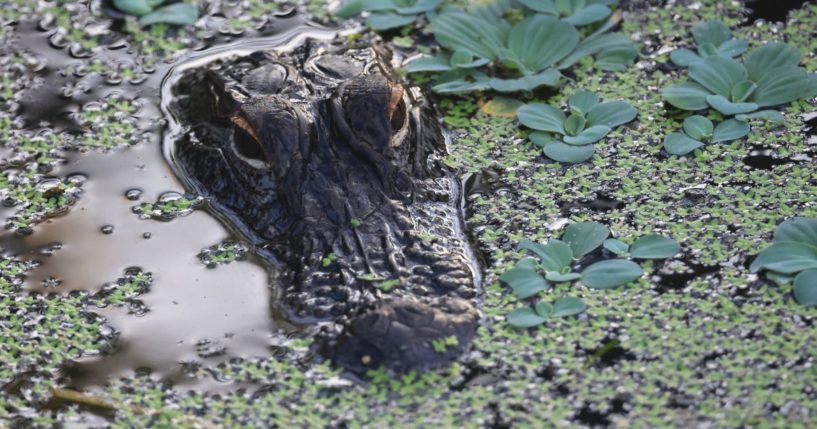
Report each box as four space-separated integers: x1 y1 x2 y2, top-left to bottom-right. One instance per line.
167 39 479 374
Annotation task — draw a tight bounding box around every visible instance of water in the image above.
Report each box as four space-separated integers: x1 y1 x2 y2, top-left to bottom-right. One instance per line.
1 15 339 390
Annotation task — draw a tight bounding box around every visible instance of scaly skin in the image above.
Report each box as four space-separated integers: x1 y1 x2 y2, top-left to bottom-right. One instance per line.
166 39 479 374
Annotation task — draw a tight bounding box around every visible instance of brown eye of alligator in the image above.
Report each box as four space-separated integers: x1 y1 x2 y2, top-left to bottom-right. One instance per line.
233 126 266 164
388 85 406 133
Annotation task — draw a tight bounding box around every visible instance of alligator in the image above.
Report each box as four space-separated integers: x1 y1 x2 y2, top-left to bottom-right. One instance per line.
165 39 480 375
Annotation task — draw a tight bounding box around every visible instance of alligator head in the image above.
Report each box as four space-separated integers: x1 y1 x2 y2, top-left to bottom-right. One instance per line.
168 40 479 374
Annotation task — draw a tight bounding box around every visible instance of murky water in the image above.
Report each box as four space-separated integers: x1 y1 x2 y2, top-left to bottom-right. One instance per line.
1 16 339 389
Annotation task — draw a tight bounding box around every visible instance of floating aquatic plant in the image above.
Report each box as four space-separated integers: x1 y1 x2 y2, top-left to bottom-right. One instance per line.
335 0 441 30
751 217 817 306
405 5 637 93
506 296 586 328
516 91 637 163
501 222 680 328
113 0 198 26
670 20 748 67
662 21 817 156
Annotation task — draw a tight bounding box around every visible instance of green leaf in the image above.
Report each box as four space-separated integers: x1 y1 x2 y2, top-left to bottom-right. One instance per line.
767 271 796 286
545 271 582 282
361 0 398 11
569 91 600 115
405 54 452 72
731 80 757 103
629 234 680 259
595 45 638 71
515 257 539 270
744 42 802 82
450 50 490 68
528 131 557 148
394 0 441 14
603 239 629 255
705 95 758 116
564 114 586 136
507 15 579 73
688 56 746 98
367 12 417 30
682 115 713 140
735 110 785 123
662 82 710 111
335 0 364 18
562 125 611 145
586 101 637 128
558 33 636 70
563 4 611 26
711 119 749 143
670 48 701 67
774 217 817 246
534 301 554 318
431 12 505 60
488 69 562 92
138 3 198 26
551 297 587 317
543 141 595 163
500 267 551 299
692 20 732 47
750 242 817 274
717 39 748 58
114 0 153 16
793 269 817 307
432 78 491 94
663 132 704 156
581 259 644 289
751 66 809 107
698 43 718 58
562 221 609 258
518 239 573 271
517 0 558 15
517 103 567 134
507 307 547 328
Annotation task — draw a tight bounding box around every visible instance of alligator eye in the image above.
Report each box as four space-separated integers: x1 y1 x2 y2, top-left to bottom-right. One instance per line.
233 127 266 163
388 85 406 133
229 112 268 167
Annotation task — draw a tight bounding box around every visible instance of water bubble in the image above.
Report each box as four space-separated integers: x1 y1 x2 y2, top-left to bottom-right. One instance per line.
125 188 142 200
100 225 114 234
142 232 152 239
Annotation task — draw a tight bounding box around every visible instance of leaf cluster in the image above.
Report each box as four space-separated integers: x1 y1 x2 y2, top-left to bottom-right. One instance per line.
404 0 636 93
662 20 817 155
750 218 817 307
336 0 441 30
501 222 680 328
516 90 637 163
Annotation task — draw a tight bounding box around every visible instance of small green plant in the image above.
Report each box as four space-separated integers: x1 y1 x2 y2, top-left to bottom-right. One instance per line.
431 335 458 352
669 20 747 67
113 0 198 26
663 44 817 117
663 115 751 155
501 222 680 328
750 217 817 307
501 222 680 299
661 21 817 156
506 296 586 328
516 91 637 163
405 7 636 93
335 0 441 30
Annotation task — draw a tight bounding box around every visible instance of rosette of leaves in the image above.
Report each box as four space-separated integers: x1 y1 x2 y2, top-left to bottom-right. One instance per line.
663 43 817 117
113 0 198 26
405 9 637 93
662 115 752 155
335 0 442 30
499 222 680 325
670 20 748 67
750 217 817 307
515 91 637 163
517 0 619 26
